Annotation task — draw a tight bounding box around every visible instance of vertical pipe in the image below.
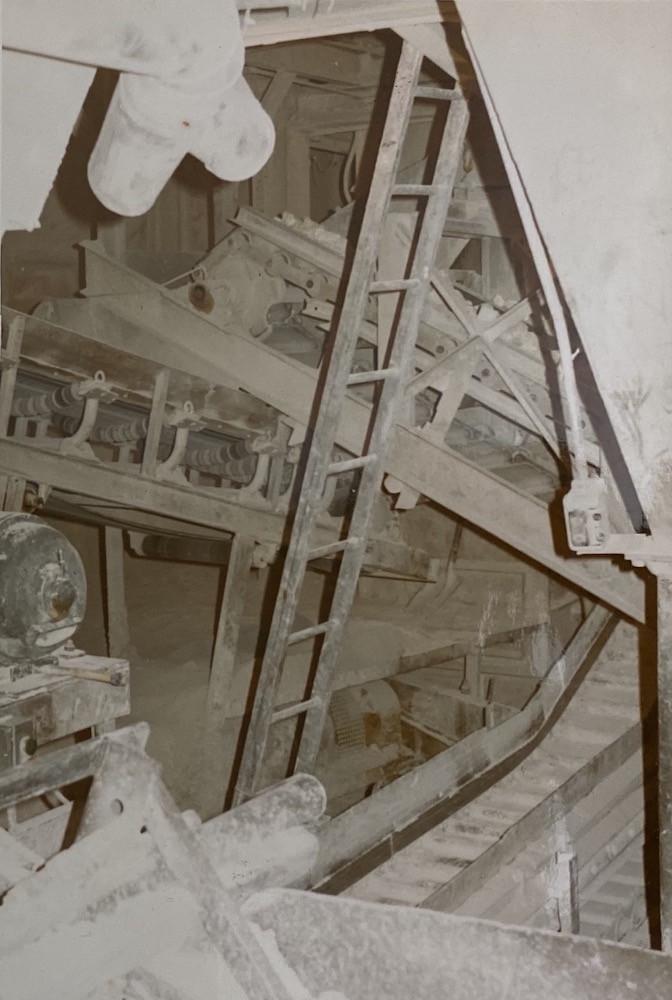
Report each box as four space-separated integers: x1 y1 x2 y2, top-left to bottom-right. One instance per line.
657 571 672 952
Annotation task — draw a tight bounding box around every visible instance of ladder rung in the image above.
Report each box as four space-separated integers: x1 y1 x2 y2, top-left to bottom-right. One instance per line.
347 367 398 386
287 621 334 645
308 538 360 560
369 278 421 294
327 455 376 476
392 183 444 197
415 85 462 101
272 696 321 724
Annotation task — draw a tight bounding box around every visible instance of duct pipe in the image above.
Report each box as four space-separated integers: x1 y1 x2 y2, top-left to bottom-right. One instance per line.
87 12 275 216
3 0 276 220
2 0 238 80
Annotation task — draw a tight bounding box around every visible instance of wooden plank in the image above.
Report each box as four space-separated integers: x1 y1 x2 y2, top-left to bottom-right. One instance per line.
252 72 295 217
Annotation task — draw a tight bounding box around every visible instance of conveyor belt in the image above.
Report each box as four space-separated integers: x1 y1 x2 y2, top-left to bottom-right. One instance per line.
342 622 651 944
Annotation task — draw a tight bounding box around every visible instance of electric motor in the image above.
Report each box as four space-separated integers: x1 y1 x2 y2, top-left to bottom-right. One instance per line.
0 513 86 663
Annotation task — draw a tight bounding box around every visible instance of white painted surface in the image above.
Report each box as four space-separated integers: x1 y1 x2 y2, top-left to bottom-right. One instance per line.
0 886 200 1000
1 51 94 233
457 0 672 530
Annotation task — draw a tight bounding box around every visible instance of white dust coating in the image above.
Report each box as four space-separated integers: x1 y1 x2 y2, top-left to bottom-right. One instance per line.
0 885 201 1000
211 826 319 899
0 819 155 950
2 51 95 234
248 925 315 1000
477 585 501 648
247 923 353 1000
142 940 249 1000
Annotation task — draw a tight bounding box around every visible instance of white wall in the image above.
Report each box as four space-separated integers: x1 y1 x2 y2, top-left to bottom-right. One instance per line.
1 51 94 233
457 0 672 533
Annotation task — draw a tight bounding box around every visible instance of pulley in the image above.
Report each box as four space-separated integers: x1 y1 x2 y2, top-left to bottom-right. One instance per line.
0 513 86 663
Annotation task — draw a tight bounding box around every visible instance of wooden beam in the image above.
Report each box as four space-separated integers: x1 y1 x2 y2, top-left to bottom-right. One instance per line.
246 40 380 88
286 129 311 218
252 71 296 217
243 1 456 47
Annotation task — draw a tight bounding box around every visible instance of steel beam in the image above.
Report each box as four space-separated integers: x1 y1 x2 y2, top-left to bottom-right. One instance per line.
33 289 646 621
0 438 287 544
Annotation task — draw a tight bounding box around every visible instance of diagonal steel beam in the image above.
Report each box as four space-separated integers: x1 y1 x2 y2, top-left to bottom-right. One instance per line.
34 287 646 622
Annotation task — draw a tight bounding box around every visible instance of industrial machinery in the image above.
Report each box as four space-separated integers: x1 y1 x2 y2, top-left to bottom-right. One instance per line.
0 513 129 770
2 725 669 1000
2 1 672 995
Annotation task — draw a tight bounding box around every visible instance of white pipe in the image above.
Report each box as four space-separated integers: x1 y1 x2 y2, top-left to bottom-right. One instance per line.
88 74 275 216
3 0 276 222
2 0 240 81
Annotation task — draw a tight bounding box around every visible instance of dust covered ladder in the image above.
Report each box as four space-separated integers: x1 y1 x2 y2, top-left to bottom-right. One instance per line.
233 42 470 804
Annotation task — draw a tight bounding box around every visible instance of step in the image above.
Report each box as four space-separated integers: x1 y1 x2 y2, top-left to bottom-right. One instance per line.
272 696 321 723
347 367 398 386
327 454 377 476
369 278 421 294
415 85 462 101
392 183 444 197
287 621 334 645
308 539 358 560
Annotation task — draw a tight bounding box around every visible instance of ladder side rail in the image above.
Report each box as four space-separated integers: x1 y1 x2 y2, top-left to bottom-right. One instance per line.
232 43 424 804
294 98 471 773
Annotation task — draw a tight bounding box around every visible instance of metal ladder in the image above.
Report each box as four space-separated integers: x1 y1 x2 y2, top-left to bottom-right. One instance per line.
233 42 470 805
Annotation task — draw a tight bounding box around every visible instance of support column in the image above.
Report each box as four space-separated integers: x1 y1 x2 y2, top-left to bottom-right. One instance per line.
656 569 672 952
199 534 255 819
103 526 133 659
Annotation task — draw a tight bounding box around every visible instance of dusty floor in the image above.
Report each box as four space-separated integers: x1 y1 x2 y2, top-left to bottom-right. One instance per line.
51 516 232 811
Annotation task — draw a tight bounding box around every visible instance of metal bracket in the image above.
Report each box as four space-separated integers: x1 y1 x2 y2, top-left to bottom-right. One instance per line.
0 716 37 772
562 477 610 553
156 400 204 481
59 370 117 459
